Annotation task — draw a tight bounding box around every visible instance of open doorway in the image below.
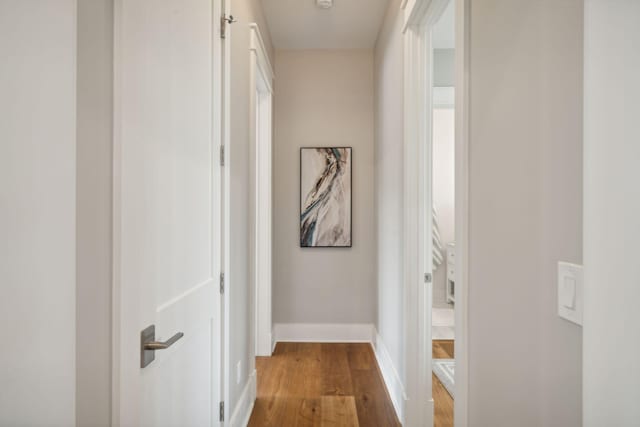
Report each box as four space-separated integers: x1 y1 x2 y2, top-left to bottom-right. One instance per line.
245 0 469 425
403 0 469 425
430 2 456 425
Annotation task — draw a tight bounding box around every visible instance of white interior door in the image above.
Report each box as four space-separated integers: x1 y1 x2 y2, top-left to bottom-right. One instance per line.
114 0 222 426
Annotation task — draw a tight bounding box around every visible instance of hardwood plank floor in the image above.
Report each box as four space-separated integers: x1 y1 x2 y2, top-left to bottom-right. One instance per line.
249 343 401 427
433 340 454 427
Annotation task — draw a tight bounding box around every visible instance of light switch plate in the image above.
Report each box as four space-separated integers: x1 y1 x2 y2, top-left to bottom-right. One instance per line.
558 262 583 326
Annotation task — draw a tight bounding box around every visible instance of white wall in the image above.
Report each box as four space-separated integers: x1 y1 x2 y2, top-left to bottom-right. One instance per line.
434 49 455 88
432 108 455 308
227 0 274 417
76 1 113 426
0 1 77 425
374 0 406 390
583 1 640 425
272 49 376 325
468 0 583 425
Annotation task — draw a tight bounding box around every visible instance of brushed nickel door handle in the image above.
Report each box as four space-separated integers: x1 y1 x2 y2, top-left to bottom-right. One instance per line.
144 332 184 350
141 325 184 368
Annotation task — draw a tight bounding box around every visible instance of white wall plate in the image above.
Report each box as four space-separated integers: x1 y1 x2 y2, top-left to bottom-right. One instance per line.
558 262 583 326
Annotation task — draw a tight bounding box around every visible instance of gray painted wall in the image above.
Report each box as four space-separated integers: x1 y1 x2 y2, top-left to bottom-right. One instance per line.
374 1 584 425
76 1 113 426
468 0 583 425
273 49 376 325
583 1 640 425
0 2 77 424
374 0 406 385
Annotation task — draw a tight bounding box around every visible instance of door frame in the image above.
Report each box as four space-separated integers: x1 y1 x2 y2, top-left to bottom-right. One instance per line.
453 0 470 424
111 0 225 424
221 0 231 422
401 0 470 425
249 23 275 358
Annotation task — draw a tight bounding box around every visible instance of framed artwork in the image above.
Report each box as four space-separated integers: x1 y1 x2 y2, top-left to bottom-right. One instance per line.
300 147 352 248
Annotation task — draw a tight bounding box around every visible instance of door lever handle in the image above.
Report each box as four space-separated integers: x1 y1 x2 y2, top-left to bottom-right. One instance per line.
141 325 184 368
144 332 184 350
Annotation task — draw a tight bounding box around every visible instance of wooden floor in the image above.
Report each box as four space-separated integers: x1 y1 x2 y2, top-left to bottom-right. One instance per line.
248 343 401 426
249 341 454 426
433 340 454 427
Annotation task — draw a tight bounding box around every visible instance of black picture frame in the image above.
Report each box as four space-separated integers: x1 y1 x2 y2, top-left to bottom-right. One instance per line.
299 147 353 248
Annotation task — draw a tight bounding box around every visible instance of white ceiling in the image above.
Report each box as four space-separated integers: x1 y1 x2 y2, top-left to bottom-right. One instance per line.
262 0 390 50
432 0 455 49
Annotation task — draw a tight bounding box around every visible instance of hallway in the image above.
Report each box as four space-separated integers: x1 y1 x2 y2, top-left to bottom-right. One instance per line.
3 0 639 426
248 343 401 426
249 341 456 426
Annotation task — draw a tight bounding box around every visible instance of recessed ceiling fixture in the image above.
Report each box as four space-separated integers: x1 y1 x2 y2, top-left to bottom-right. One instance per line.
316 0 333 9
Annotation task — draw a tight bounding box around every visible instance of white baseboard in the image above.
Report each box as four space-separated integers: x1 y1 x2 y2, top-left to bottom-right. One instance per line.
372 332 407 424
229 369 256 427
273 323 375 343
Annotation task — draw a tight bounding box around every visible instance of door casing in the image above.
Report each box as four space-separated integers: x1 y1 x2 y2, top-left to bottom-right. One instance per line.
249 23 275 358
401 0 470 425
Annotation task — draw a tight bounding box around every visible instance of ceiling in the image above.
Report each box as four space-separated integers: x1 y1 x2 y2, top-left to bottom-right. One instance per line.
262 0 390 50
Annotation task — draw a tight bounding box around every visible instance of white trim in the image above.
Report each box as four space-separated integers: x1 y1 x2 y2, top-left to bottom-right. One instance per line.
249 24 274 92
273 323 375 343
404 1 471 425
403 3 439 427
403 23 430 427
403 1 455 426
211 0 225 423
403 0 417 28
453 0 470 425
222 0 232 421
250 22 274 358
372 333 408 424
228 370 257 427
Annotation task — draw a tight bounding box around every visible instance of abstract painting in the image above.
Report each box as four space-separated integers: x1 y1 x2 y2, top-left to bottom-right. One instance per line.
300 147 352 247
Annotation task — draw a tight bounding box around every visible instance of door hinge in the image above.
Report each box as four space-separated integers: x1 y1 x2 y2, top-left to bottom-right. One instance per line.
424 273 433 283
219 401 225 422
220 14 237 39
219 272 225 294
220 145 225 166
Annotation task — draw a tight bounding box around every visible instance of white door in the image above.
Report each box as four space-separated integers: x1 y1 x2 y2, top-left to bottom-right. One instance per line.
114 0 223 426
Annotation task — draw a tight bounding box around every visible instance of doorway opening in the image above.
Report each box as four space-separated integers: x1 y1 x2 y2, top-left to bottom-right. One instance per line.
430 2 456 425
404 0 469 425
246 0 470 425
